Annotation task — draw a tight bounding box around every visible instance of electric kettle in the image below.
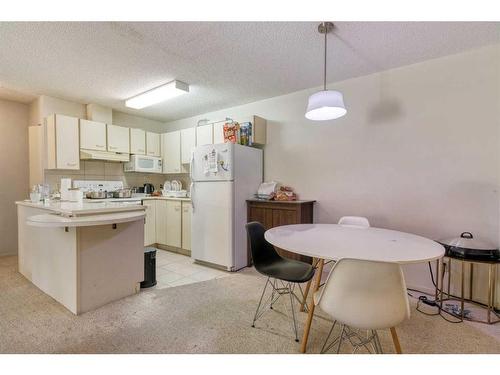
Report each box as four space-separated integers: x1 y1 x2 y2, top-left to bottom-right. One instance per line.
143 183 155 194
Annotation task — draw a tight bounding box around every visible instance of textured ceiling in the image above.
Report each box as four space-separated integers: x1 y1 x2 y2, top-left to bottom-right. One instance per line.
0 22 498 121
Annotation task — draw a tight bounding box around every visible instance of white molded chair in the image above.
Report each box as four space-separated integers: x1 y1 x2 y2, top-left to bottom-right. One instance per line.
314 258 410 354
300 216 371 312
338 216 370 228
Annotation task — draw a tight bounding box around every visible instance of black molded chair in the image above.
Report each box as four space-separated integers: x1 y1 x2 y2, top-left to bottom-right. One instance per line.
246 221 315 342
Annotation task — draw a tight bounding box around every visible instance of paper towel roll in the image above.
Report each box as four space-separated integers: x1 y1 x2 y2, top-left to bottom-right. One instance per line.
60 178 72 201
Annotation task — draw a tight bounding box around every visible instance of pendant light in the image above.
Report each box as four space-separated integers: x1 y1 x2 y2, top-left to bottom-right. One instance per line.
305 22 347 121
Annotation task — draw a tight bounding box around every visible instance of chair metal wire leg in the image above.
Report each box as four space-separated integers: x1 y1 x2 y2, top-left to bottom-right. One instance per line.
288 282 299 342
320 320 337 354
336 324 346 354
270 279 276 310
372 330 383 354
252 277 270 327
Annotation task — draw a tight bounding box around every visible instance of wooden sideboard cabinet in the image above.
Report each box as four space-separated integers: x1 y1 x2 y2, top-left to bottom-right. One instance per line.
246 199 316 264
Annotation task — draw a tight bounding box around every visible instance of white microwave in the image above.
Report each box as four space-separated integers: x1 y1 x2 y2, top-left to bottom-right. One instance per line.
124 155 163 174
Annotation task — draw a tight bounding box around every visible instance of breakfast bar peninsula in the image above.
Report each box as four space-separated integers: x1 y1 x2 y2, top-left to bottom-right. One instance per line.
16 200 146 315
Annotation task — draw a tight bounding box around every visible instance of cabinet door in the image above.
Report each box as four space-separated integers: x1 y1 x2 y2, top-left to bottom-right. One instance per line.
196 124 213 146
130 128 146 155
155 200 168 245
56 115 80 169
166 200 182 248
143 200 156 246
213 122 225 144
46 114 80 170
180 127 195 164
80 119 107 151
181 201 192 251
162 131 181 174
146 132 161 157
107 124 130 153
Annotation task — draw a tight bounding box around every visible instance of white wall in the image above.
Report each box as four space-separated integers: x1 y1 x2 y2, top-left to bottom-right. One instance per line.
29 95 86 127
112 111 164 133
0 99 29 256
164 44 500 298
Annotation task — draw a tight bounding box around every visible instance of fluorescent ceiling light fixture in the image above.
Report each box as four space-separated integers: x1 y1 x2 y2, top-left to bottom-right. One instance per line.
125 80 189 109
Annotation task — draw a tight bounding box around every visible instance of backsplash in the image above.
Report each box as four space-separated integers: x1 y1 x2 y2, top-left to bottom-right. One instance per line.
44 160 191 193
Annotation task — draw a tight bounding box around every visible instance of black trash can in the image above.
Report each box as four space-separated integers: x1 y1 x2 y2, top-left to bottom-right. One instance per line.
140 247 157 288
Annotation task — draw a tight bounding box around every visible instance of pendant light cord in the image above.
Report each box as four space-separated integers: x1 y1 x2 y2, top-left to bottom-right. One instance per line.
323 27 327 91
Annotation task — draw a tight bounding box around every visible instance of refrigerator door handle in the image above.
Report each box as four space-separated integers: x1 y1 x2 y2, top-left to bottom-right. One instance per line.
189 149 195 180
190 182 195 212
190 149 195 212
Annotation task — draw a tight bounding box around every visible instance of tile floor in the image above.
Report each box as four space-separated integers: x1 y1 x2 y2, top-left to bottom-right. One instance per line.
151 249 230 289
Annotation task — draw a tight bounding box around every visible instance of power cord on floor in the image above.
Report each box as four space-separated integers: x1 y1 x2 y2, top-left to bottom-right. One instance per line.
410 261 500 323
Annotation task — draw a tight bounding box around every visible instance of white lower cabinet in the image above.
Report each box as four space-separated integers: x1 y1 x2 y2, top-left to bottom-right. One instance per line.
181 202 192 251
165 201 182 248
143 199 191 251
143 200 156 246
155 200 168 245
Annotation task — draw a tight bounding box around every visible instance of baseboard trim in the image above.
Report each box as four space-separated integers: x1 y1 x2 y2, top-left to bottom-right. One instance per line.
155 243 191 257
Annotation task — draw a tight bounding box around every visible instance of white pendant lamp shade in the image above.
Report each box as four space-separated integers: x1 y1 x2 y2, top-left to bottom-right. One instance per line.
305 22 347 121
305 90 346 121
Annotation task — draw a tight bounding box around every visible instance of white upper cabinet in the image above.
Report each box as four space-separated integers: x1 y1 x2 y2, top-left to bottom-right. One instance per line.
130 128 146 155
146 132 161 157
162 131 181 174
46 114 80 170
180 127 195 164
107 124 130 153
213 122 225 144
80 119 106 151
196 124 213 146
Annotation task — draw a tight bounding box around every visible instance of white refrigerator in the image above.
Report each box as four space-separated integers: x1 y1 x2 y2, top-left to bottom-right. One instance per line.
190 143 263 271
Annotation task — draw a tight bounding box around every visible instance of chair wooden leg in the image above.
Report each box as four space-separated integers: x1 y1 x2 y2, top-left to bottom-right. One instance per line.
300 258 319 312
390 327 402 354
300 259 324 353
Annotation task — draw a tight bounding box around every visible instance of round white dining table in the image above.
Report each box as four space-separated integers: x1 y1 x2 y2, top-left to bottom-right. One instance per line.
264 223 445 264
264 223 445 353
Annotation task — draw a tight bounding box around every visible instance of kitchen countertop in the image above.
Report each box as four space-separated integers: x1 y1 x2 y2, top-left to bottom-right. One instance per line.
26 210 146 228
82 196 191 203
16 200 146 217
142 196 191 202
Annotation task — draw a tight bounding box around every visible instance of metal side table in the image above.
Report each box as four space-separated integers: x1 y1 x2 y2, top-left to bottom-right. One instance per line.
435 256 499 324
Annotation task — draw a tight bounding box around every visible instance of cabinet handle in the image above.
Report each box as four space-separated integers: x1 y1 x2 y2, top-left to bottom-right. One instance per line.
96 144 105 148
175 207 180 211
67 162 78 167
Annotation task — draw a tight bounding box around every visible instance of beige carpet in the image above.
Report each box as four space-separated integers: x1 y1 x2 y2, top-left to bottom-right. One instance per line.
0 255 499 354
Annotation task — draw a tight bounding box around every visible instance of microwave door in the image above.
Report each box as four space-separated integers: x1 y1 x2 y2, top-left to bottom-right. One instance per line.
137 157 155 172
